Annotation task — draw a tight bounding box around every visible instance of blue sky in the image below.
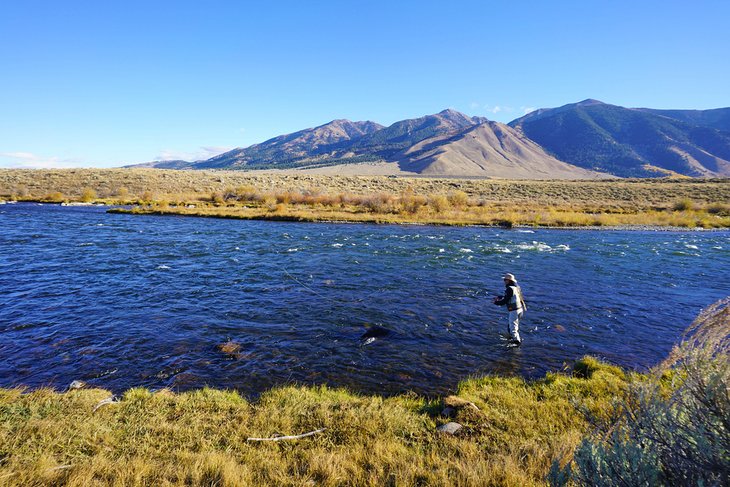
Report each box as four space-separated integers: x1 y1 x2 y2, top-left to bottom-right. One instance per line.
1 0 728 168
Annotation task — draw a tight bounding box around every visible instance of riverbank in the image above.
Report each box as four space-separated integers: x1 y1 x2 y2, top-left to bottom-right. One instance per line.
2 169 729 228
0 357 629 486
108 204 730 229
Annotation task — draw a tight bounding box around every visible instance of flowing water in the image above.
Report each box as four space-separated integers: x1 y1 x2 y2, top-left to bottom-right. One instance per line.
1 203 728 396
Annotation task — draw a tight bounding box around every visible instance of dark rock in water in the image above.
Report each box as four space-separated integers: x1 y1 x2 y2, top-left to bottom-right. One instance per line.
441 407 456 418
437 422 463 435
360 325 391 340
217 341 242 358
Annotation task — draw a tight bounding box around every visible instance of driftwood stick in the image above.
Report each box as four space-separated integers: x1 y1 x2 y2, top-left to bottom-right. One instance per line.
247 428 326 442
92 396 119 413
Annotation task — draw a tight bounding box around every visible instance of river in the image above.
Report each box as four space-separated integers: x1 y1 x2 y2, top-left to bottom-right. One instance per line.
1 203 728 396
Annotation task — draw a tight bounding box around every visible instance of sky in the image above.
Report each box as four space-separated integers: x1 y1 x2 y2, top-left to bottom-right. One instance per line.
1 0 729 168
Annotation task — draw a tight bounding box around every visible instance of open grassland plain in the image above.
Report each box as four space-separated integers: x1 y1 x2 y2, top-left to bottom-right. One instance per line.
1 299 728 486
1 168 729 227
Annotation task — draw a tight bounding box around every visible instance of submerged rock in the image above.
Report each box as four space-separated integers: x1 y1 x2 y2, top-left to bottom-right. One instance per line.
360 325 391 342
217 341 242 358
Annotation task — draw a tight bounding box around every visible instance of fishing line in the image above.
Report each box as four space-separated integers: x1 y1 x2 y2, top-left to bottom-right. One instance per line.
281 266 338 304
280 264 406 324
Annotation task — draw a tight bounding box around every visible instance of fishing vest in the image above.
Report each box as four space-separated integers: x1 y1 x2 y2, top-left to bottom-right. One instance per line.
507 285 524 311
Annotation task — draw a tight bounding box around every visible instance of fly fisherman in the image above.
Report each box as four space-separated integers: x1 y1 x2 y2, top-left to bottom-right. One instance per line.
493 273 527 345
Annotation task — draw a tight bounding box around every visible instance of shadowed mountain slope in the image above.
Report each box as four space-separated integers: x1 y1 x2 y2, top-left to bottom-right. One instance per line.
509 100 730 177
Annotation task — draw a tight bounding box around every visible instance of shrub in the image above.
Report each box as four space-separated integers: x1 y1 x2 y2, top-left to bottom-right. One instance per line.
234 185 258 201
706 202 730 216
447 190 469 208
429 195 450 213
80 188 96 202
116 186 130 200
263 196 277 211
362 193 393 213
550 298 730 486
275 192 293 204
42 191 64 202
672 198 694 211
399 194 427 214
211 192 225 205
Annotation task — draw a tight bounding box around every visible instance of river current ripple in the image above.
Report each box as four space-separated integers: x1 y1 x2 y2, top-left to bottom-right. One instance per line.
0 203 728 396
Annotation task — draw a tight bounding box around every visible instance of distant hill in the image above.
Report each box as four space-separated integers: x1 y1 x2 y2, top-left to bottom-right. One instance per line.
509 100 730 177
133 159 195 170
398 121 607 178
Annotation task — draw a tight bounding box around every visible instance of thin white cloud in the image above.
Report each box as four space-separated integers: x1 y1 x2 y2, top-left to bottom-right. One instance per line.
483 105 515 115
154 146 232 162
0 152 86 169
521 106 537 115
3 152 36 160
469 102 480 109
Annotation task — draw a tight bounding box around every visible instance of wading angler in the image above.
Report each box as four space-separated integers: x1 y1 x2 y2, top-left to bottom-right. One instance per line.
493 273 527 345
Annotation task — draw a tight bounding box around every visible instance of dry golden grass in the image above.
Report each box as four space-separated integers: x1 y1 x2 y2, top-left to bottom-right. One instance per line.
114 197 730 229
2 168 730 227
0 357 628 486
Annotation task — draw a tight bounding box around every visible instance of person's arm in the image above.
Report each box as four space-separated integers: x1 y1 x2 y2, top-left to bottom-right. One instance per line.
493 287 513 306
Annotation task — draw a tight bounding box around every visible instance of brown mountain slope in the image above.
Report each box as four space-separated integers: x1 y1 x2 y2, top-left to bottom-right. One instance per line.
397 122 611 179
198 119 384 169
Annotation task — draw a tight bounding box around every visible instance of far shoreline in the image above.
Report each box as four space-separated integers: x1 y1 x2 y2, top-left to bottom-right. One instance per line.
105 205 730 231
3 200 729 231
2 169 729 229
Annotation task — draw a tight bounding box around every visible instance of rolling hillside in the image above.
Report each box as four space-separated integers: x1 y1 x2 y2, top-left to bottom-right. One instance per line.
509 100 730 177
398 121 607 178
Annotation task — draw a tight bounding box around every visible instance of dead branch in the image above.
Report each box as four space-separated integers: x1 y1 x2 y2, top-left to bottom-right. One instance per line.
246 428 326 442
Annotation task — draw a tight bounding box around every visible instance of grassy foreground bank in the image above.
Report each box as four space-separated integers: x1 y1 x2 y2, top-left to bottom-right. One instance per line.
2 169 730 227
0 358 627 486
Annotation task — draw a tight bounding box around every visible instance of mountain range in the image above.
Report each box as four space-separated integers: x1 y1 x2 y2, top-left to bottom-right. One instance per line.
509 100 730 177
131 101 730 178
